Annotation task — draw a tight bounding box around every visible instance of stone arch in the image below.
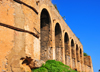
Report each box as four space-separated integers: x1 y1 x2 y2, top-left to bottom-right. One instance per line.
55 23 63 62
39 4 53 25
80 48 82 63
40 8 52 61
64 32 69 65
76 44 79 61
71 39 76 69
71 39 75 58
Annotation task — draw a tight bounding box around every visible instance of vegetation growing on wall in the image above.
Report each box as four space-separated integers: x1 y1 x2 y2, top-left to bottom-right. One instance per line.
54 4 59 13
32 60 77 72
84 52 88 56
53 4 66 21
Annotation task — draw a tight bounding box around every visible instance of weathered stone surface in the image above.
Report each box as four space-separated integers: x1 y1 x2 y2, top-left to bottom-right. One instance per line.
20 56 45 70
72 58 75 69
20 57 32 72
0 0 93 72
34 59 45 68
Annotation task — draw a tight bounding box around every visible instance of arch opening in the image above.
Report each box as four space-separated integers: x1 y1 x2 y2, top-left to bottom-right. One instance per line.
71 39 74 58
55 23 63 62
64 32 69 65
40 9 52 61
71 39 75 68
71 39 74 47
76 44 79 61
80 49 82 63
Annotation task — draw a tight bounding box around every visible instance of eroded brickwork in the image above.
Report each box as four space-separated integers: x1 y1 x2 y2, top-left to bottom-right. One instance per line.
0 0 93 72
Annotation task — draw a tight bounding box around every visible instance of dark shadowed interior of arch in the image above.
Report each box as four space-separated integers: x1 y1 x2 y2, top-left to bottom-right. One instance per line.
76 44 79 61
80 49 82 57
40 9 52 61
64 32 69 65
71 39 75 68
71 39 74 47
55 23 63 62
71 39 75 58
80 49 82 63
64 33 69 43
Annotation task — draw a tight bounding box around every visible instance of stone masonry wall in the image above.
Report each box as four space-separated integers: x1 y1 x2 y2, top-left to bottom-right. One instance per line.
0 0 93 72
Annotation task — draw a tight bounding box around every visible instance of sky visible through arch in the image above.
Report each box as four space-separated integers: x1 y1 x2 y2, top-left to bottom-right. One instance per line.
51 0 100 72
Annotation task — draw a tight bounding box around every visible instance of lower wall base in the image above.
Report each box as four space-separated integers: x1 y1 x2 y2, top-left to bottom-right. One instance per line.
72 58 75 69
85 65 91 72
77 62 81 71
66 56 70 66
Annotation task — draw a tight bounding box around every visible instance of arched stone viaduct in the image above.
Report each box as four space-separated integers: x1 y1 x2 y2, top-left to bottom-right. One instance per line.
39 4 84 72
0 0 93 72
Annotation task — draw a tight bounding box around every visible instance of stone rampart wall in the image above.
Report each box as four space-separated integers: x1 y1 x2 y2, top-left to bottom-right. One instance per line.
0 0 93 72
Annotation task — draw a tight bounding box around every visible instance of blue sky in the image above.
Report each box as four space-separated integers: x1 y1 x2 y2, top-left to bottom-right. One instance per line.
52 0 100 72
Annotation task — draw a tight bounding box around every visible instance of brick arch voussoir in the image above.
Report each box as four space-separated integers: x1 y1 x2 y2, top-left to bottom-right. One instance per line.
39 4 53 30
53 20 63 34
64 31 70 55
64 31 70 43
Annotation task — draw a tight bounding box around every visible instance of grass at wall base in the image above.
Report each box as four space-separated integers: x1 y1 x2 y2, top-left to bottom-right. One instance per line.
32 60 77 72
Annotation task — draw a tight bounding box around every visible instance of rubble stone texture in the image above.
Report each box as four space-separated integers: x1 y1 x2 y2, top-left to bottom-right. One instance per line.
0 0 93 72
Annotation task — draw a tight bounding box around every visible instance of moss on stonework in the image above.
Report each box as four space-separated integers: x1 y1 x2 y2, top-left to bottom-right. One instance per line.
32 60 77 72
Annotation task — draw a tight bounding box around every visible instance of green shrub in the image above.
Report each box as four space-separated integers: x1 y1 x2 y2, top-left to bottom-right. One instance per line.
84 52 88 56
32 67 48 72
32 60 77 72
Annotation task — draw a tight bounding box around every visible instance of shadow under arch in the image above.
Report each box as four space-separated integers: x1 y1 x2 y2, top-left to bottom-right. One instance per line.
80 48 82 63
55 23 63 62
64 32 70 65
71 39 75 69
76 44 79 62
40 8 52 61
71 39 74 58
